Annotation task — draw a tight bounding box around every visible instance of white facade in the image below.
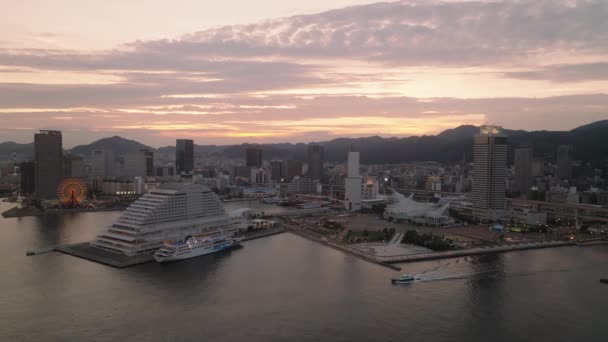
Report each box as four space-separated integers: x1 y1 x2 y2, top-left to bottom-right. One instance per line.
135 176 145 194
361 176 379 200
383 191 455 226
345 151 362 211
90 183 238 256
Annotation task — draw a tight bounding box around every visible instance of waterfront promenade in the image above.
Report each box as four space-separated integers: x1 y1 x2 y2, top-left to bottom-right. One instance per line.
281 219 575 269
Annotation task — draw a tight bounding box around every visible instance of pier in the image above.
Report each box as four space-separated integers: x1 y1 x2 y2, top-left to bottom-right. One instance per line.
51 227 287 268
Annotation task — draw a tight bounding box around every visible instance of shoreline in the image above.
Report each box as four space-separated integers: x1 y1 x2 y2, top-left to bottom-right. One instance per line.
282 221 583 269
2 206 128 218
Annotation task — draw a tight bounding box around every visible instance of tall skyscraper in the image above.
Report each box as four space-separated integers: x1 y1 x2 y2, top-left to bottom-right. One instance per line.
472 126 507 222
282 159 302 181
34 130 63 199
556 145 573 180
344 151 362 211
514 145 533 196
143 149 154 177
246 146 263 168
175 139 194 175
307 144 324 180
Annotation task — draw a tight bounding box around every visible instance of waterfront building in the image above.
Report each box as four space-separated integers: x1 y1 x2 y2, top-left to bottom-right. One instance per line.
246 146 263 168
514 145 533 196
250 168 270 185
287 176 321 195
95 179 137 195
344 151 362 211
270 161 283 181
472 126 507 222
175 139 194 175
383 191 454 226
425 176 442 192
282 159 303 181
307 144 324 180
34 130 63 199
557 145 573 180
19 161 35 194
90 183 239 256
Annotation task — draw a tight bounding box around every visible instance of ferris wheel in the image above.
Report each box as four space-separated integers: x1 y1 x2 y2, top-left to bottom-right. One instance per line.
57 178 88 207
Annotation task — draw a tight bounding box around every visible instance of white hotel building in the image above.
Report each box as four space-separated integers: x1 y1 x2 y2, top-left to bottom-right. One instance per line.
90 183 239 256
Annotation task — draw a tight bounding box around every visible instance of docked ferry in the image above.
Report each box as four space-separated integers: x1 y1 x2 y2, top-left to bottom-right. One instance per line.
154 233 243 262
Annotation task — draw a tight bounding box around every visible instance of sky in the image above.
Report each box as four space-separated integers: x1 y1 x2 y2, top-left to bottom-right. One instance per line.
1 0 607 148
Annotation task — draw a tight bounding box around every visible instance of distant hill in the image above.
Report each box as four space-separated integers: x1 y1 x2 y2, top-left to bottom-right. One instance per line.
3 120 608 168
0 142 34 161
70 136 155 157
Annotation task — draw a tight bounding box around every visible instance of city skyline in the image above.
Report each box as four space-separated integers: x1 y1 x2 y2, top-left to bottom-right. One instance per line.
2 0 608 147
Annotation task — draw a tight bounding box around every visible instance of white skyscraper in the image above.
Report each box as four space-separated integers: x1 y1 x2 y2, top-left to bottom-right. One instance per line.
472 126 508 222
345 151 362 211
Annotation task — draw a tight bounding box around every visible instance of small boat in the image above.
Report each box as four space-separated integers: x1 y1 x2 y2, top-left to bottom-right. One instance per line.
391 274 417 284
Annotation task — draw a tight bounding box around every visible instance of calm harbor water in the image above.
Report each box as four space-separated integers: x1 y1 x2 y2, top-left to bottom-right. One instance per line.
1 201 607 342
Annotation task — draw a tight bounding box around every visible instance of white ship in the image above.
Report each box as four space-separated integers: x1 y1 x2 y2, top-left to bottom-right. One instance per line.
90 183 241 257
154 233 243 262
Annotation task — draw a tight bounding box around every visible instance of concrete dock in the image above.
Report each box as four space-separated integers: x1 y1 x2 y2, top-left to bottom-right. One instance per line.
52 228 287 268
55 243 154 268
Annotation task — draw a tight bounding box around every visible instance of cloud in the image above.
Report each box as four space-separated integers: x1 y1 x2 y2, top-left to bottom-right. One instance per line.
1 0 607 71
504 62 608 82
1 0 608 145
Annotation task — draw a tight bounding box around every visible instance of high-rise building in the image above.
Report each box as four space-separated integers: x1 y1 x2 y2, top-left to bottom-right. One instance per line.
246 146 263 168
307 145 324 180
34 130 63 199
514 145 533 196
91 149 115 178
556 145 573 180
250 168 270 185
19 161 35 194
344 151 362 211
63 154 85 178
282 159 302 181
123 149 153 178
143 149 154 177
472 126 507 222
531 158 545 177
175 139 194 175
270 161 283 181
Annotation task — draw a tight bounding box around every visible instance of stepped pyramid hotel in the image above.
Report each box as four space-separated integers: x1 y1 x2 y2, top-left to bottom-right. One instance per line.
91 183 239 256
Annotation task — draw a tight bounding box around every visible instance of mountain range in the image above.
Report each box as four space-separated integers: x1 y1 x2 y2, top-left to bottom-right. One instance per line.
2 120 607 168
